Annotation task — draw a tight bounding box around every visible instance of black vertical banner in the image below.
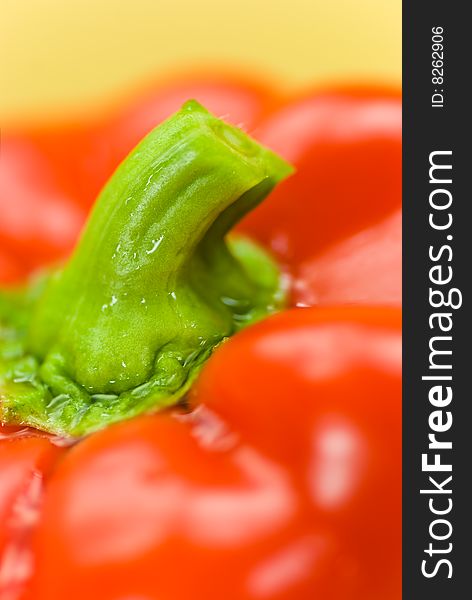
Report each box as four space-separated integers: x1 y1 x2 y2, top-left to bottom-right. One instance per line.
403 1 470 598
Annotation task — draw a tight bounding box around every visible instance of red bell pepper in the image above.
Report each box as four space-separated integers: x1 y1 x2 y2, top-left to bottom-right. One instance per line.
0 78 401 600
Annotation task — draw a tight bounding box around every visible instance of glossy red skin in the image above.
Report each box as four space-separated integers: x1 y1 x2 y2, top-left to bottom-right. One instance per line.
25 415 326 600
240 87 402 266
0 435 62 599
26 408 401 600
193 307 402 598
0 136 87 272
0 250 24 286
293 209 401 306
12 126 115 213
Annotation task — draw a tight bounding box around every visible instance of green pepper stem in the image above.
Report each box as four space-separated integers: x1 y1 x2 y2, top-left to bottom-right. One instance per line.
1 101 292 436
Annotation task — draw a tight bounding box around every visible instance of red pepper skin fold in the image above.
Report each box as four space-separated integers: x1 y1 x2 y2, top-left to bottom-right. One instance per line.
0 435 63 598
293 209 401 306
0 136 87 275
24 413 382 600
26 415 307 600
192 306 402 599
240 87 402 267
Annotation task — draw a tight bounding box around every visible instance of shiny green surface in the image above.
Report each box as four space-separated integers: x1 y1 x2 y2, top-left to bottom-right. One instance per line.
0 101 292 436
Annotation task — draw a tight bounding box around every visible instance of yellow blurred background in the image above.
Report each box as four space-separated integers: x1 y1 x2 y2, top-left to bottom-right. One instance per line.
1 0 401 126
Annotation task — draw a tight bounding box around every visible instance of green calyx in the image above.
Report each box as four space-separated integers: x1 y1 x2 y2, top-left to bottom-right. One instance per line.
0 100 293 437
